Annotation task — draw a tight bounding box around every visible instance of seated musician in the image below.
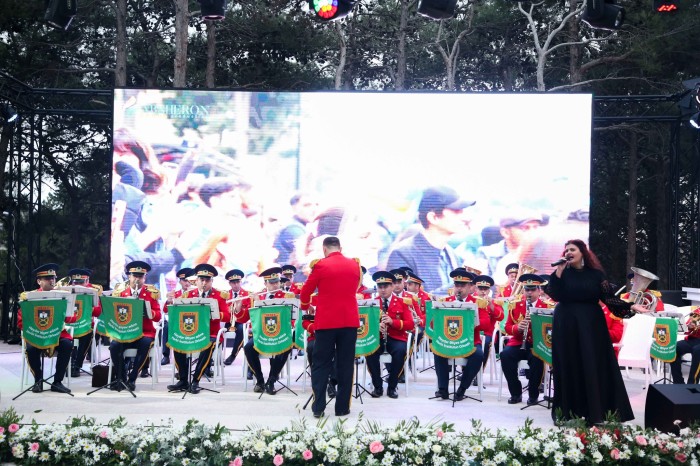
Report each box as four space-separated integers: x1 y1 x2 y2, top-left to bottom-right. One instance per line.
366 271 415 399
281 265 302 296
243 267 295 394
671 306 700 384
167 263 230 394
496 263 519 298
433 268 484 400
500 273 550 405
224 268 250 366
601 302 623 358
405 270 429 347
18 263 76 394
66 268 103 378
620 272 664 312
161 267 195 366
357 266 374 299
473 275 504 374
109 260 161 392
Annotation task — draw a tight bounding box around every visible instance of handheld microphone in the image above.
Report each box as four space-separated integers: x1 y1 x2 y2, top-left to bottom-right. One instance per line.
551 257 569 267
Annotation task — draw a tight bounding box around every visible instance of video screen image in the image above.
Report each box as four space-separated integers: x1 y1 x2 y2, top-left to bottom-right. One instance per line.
111 89 591 295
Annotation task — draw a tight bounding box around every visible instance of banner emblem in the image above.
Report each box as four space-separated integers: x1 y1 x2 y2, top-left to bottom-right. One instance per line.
654 323 670 346
75 300 83 321
35 306 54 331
115 303 133 325
357 314 369 339
180 312 198 336
445 316 463 341
263 313 280 338
543 323 553 348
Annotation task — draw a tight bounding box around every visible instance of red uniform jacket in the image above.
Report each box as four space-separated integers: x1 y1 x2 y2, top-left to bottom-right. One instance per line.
497 284 514 298
301 294 319 342
117 286 162 339
376 294 415 342
357 284 373 299
504 297 550 347
601 303 624 357
183 288 230 339
18 289 78 341
230 288 251 324
163 289 186 314
476 298 504 337
300 251 361 330
620 290 664 312
683 307 700 341
285 283 302 296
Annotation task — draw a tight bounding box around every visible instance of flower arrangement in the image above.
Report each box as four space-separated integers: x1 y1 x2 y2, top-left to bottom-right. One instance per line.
1 407 699 465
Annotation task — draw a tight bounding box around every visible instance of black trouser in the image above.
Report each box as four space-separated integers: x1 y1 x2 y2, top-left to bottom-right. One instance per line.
71 333 93 370
366 336 407 392
434 346 484 391
500 344 544 400
482 334 493 369
174 337 216 383
109 337 154 383
306 339 337 385
162 320 170 358
226 322 245 362
311 327 356 415
243 338 290 386
26 338 72 384
670 338 700 384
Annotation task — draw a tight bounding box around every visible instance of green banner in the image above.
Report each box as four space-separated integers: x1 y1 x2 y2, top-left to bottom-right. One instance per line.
294 315 305 350
356 306 380 357
167 304 211 354
98 295 144 343
430 307 476 358
249 305 293 356
499 300 510 333
95 318 106 336
530 313 553 366
20 299 68 350
425 301 435 338
650 317 678 362
72 294 95 338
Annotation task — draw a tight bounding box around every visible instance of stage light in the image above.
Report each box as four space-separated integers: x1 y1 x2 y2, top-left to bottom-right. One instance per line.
198 0 227 20
44 0 77 30
690 112 700 130
581 0 625 31
0 103 18 126
308 0 357 21
652 0 678 12
417 0 458 20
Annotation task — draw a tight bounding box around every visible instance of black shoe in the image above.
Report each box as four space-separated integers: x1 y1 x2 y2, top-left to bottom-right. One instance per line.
527 397 539 406
298 350 305 356
434 389 449 400
224 354 235 366
313 411 324 418
140 368 150 378
327 384 337 398
370 387 383 398
51 382 71 394
31 382 43 393
398 374 405 384
167 380 189 391
265 382 276 395
472 379 478 387
161 356 170 366
126 381 136 392
205 367 214 378
71 367 80 378
335 410 350 417
189 381 201 394
507 396 522 404
253 383 264 393
387 387 398 399
455 387 466 401
247 369 254 380
109 383 122 392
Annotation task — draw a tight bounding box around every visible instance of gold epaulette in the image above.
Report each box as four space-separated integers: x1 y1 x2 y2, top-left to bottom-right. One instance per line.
353 257 361 264
19 291 27 302
496 285 504 296
542 298 557 308
356 293 365 299
650 290 662 298
91 283 103 296
309 259 320 269
402 297 413 305
285 292 296 299
146 285 160 300
219 290 230 300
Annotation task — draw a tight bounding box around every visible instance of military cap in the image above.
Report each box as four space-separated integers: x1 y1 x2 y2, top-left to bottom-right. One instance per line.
34 263 59 278
372 271 395 285
398 266 414 274
505 263 519 275
281 276 290 284
450 268 475 283
389 268 408 280
225 269 244 281
68 268 92 283
406 270 424 284
538 275 549 287
176 267 195 280
260 267 283 282
474 275 495 288
194 263 218 278
126 260 150 276
360 265 367 275
519 273 543 287
281 265 297 275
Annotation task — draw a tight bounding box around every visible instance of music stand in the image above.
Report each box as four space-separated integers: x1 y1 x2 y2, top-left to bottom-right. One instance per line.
13 349 75 400
169 352 220 399
521 363 552 411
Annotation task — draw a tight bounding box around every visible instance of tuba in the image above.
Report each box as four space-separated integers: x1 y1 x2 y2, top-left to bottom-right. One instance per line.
510 263 538 299
626 267 660 310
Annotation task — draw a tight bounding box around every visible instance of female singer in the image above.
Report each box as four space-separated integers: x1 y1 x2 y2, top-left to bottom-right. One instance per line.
546 239 649 425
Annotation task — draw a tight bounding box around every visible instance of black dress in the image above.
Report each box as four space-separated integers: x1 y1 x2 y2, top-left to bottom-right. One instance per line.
546 267 635 424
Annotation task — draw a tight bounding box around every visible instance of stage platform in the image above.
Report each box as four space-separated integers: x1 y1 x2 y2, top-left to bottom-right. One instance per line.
0 342 656 433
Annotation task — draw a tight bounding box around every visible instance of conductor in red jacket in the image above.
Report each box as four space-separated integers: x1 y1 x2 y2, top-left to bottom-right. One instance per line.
299 236 361 418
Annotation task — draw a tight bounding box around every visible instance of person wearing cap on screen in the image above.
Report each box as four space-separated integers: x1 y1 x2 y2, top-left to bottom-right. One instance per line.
243 267 295 395
67 268 103 378
223 268 250 366
110 260 162 392
161 267 195 366
386 186 476 295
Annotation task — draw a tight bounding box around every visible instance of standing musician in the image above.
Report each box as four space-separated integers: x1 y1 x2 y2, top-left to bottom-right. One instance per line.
500 273 550 405
109 260 161 392
281 265 303 296
366 271 415 399
671 306 700 384
161 267 194 366
18 263 76 394
433 268 483 400
301 297 338 399
167 263 230 394
223 268 250 366
243 267 295 395
473 275 504 375
496 263 519 298
66 268 103 378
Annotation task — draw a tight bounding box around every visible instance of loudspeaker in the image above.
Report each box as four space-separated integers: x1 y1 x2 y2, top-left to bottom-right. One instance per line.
645 384 700 432
658 290 689 307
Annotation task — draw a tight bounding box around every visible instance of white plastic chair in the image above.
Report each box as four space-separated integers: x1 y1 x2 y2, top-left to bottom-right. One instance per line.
617 314 656 387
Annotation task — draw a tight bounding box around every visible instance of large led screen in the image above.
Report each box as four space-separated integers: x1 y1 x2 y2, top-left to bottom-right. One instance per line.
111 89 591 295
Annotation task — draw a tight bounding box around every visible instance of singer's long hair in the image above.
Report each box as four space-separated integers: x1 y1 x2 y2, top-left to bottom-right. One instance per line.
564 239 605 273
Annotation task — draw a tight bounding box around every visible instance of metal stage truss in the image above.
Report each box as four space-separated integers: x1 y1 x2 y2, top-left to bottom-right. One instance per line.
0 74 699 342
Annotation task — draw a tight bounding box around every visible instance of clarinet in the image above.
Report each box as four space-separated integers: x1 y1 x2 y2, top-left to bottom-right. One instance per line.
520 299 532 350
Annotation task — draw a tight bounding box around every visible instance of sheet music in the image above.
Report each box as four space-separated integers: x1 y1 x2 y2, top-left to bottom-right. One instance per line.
173 297 220 320
357 299 378 307
253 298 299 321
55 285 99 308
432 301 479 326
24 291 77 317
120 296 154 319
531 308 554 316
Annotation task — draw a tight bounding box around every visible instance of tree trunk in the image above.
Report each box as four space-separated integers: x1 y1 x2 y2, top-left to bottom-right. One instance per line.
626 130 639 272
567 0 581 87
334 22 347 90
115 0 127 87
656 144 670 288
205 21 216 88
0 125 13 212
395 0 409 90
173 0 189 87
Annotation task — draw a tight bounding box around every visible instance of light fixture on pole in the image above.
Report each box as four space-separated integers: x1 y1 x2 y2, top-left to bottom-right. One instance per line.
581 0 625 31
417 0 458 20
308 0 357 21
44 0 77 30
0 103 18 126
198 0 227 21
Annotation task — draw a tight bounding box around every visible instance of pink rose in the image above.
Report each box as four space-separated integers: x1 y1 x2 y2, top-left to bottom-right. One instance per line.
677 441 684 448
8 424 19 433
99 430 108 439
436 429 444 439
30 443 39 452
273 454 284 466
302 450 313 460
230 458 243 466
369 441 384 454
0 426 4 434
635 435 647 446
610 448 621 460
676 453 687 463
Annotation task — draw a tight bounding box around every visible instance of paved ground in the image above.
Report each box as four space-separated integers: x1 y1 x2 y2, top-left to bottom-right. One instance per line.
0 341 662 433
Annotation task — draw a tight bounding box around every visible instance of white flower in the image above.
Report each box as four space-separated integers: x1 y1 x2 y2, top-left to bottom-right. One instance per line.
329 437 341 448
150 452 160 462
389 432 399 441
432 444 442 454
493 452 507 463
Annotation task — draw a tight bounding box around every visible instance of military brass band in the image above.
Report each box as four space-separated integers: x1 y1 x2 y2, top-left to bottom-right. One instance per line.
18 251 700 411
